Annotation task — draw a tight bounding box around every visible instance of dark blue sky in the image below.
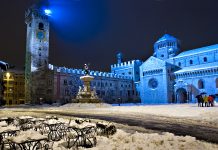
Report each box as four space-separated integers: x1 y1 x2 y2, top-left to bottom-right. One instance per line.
1 0 218 71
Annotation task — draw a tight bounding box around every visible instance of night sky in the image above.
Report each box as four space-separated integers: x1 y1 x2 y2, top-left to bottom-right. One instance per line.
1 0 218 71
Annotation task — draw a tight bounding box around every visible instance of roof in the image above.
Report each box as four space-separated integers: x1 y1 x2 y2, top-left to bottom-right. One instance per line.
0 61 9 71
174 61 218 74
155 34 177 43
175 44 218 58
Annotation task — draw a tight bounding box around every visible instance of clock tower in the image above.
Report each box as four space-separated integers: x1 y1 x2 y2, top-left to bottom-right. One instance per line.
25 5 50 104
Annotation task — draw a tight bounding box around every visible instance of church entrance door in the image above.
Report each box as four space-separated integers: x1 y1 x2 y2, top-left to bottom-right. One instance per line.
176 88 188 103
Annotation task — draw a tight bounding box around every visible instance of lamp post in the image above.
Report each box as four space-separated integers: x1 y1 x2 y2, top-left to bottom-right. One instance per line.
5 72 10 105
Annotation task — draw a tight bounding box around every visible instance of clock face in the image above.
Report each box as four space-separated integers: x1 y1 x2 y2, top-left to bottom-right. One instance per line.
36 31 45 40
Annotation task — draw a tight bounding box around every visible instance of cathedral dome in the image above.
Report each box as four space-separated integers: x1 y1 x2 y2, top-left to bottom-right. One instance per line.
153 34 180 59
155 34 177 43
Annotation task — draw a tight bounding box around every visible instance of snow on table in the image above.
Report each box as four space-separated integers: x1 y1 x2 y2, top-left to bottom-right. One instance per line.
0 121 7 127
0 125 19 133
7 130 47 143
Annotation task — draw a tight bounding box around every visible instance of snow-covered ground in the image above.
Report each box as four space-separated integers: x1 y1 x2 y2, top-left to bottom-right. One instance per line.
1 103 218 150
52 103 218 126
54 129 218 150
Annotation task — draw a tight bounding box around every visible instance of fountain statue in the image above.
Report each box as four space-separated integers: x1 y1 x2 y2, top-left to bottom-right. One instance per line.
73 64 101 103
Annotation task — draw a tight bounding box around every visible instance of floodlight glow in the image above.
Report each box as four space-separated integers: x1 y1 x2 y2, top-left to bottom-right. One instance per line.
44 9 52 16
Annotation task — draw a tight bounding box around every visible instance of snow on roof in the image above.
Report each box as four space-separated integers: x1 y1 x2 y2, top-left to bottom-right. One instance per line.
155 34 177 43
174 61 218 74
175 44 218 58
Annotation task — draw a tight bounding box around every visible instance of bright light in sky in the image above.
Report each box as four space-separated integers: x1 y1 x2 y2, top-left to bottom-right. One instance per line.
44 9 52 16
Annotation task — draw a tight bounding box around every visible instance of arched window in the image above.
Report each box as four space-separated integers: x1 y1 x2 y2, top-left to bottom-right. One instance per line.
198 80 204 89
203 57 207 62
38 22 44 30
190 60 193 65
216 78 218 88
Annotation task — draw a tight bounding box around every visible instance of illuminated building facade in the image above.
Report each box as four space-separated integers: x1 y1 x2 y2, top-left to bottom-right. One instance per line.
0 61 9 104
139 34 218 103
3 69 25 105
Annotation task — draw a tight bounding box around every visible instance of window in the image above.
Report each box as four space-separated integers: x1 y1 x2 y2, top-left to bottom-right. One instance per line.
178 62 181 67
128 72 132 75
203 57 207 62
48 80 52 86
216 78 218 88
64 80 67 85
128 90 130 96
38 23 44 30
198 80 204 89
190 60 193 65
161 54 164 57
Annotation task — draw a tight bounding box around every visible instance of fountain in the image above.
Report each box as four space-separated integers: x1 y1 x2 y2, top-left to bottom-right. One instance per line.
73 64 101 103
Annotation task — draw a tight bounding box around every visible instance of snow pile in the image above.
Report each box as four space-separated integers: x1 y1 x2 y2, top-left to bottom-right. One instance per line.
53 129 218 150
59 103 112 109
89 130 218 150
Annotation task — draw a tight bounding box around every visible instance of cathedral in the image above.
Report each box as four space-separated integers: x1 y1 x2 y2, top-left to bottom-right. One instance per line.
140 34 218 104
25 6 218 104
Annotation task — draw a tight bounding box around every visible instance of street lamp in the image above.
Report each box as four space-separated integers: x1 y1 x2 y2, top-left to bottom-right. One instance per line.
44 9 52 16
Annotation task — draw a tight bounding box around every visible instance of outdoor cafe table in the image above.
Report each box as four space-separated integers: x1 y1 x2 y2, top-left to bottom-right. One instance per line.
66 125 97 148
0 126 20 149
18 116 34 122
0 117 14 125
7 130 48 150
43 119 66 141
0 126 19 138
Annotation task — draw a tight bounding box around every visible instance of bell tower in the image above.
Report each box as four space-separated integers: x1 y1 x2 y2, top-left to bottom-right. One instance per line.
25 5 50 104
